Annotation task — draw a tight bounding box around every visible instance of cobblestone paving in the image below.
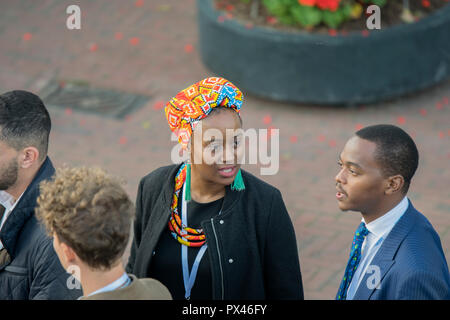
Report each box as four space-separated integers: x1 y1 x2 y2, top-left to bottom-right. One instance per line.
0 0 448 299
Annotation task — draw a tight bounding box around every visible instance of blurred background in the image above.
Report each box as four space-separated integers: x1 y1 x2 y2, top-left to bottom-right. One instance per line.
0 0 448 299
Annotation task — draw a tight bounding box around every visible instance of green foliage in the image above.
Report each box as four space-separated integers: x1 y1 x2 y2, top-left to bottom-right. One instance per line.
262 0 292 17
291 5 322 27
322 8 345 28
246 0 388 29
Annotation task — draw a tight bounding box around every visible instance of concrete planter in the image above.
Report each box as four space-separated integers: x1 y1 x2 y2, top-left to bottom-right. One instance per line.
197 0 450 105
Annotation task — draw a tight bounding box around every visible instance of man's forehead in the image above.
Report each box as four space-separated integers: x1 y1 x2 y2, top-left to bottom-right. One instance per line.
341 136 378 166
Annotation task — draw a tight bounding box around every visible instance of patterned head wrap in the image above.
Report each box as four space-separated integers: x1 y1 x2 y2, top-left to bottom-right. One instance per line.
165 77 244 149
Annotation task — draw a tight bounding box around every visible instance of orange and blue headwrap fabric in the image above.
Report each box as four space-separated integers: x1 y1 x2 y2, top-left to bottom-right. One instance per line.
165 77 244 149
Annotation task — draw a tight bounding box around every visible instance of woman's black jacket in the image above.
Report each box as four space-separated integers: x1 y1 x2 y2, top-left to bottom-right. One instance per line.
126 164 304 300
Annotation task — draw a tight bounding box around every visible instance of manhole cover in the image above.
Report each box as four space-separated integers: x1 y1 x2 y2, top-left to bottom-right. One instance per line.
40 80 150 119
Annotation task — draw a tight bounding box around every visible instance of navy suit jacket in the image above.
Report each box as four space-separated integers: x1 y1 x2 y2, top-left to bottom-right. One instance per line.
351 200 450 300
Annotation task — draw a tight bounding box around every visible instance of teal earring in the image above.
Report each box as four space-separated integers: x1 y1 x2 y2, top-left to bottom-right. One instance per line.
231 169 245 191
185 162 191 201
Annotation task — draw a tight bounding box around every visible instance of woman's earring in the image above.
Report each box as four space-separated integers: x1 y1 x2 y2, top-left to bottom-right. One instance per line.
231 169 245 191
185 162 191 201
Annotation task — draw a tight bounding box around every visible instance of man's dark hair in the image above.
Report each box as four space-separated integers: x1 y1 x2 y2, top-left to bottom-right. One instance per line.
356 124 419 194
0 90 51 161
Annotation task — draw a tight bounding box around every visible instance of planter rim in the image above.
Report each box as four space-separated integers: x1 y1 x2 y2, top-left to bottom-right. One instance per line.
200 0 450 43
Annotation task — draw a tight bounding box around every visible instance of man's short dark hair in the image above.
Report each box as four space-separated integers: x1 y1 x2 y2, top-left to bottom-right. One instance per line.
0 90 51 161
356 124 419 194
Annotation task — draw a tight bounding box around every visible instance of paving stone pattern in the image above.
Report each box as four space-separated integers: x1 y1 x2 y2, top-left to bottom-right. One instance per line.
0 0 448 300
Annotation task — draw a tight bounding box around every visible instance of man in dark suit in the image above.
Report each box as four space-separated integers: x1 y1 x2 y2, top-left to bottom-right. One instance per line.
335 124 449 300
0 90 81 299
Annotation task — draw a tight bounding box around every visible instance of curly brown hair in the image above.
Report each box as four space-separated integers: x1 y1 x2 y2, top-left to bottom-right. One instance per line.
36 166 134 270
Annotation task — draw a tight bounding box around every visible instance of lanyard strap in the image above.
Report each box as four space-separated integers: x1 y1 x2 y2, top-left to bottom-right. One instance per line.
182 241 207 300
181 183 208 300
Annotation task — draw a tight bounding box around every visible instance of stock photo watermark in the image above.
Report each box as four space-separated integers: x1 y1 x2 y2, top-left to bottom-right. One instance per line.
66 5 81 30
170 124 280 176
366 265 382 290
65 4 381 31
66 265 82 290
366 5 381 30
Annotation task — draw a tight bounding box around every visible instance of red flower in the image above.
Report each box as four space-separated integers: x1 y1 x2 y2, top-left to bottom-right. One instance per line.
327 0 340 11
299 0 316 6
317 0 340 11
316 0 327 9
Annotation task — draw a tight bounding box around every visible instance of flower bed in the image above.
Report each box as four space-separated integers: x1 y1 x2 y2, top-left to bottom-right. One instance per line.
215 0 448 33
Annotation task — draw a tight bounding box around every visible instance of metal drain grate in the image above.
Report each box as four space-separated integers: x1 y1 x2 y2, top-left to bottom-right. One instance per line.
40 80 150 119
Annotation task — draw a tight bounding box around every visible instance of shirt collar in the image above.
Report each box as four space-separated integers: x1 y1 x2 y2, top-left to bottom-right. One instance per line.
363 196 409 238
87 272 130 297
0 191 17 211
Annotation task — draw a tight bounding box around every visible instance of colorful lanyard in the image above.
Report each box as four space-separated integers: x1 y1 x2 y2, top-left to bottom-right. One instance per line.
181 183 223 300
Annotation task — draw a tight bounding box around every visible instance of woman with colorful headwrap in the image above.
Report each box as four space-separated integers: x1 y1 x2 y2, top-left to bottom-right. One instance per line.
126 77 303 300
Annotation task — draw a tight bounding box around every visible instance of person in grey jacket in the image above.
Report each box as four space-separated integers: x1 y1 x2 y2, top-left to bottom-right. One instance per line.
126 77 303 300
0 90 81 299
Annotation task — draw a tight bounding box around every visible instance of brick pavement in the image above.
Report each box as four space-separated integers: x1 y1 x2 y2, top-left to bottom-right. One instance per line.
0 0 449 300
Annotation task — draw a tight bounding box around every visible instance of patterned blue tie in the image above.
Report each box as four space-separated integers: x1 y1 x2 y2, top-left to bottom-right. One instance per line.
336 222 369 300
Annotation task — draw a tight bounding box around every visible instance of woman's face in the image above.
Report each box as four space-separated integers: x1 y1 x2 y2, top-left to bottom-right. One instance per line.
189 109 243 187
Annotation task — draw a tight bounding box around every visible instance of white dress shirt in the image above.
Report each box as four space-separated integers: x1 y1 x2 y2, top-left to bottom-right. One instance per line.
0 191 24 250
346 196 409 299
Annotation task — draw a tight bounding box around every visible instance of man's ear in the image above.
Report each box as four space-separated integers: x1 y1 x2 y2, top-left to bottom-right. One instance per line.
60 241 78 264
19 147 40 169
58 241 83 283
384 175 405 195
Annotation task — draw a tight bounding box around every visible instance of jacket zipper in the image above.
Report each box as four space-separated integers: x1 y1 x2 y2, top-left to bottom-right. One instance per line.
210 218 224 300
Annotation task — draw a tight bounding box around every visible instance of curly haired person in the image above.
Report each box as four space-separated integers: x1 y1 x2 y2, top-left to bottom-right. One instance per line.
36 166 171 300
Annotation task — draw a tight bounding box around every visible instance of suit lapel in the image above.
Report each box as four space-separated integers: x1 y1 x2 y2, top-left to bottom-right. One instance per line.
353 259 395 300
353 200 418 299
